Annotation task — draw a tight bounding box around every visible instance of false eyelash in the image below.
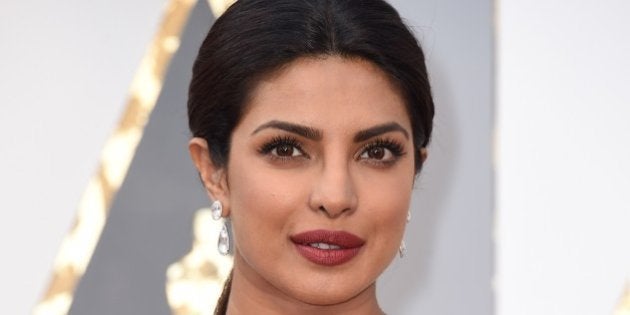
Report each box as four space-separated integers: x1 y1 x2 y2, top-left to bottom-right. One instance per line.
258 135 305 155
361 138 407 158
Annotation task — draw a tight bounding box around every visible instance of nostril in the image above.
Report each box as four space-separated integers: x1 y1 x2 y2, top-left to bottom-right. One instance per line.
318 204 353 218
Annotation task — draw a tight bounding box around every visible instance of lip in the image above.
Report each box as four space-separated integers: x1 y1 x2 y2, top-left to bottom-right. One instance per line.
290 230 365 266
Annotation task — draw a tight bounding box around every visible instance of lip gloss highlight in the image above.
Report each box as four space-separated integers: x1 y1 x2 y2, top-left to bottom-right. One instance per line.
290 230 365 266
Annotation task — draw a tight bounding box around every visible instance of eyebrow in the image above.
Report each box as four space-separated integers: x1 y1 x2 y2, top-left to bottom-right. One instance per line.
252 120 323 140
353 122 409 142
251 120 409 142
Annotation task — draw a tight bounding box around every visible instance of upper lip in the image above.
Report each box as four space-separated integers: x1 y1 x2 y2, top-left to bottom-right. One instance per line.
290 230 365 249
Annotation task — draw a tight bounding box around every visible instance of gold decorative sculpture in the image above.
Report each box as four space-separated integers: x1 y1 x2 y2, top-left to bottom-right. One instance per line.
33 1 239 314
614 283 630 315
33 0 197 313
207 0 237 17
166 209 233 315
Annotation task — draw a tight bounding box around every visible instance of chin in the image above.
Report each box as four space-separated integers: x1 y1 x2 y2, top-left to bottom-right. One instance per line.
284 277 374 307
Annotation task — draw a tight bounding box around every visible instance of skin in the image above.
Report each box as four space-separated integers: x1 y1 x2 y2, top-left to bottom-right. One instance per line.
189 56 426 314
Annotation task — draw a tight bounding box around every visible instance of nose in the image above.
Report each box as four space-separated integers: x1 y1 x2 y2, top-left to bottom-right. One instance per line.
308 159 358 218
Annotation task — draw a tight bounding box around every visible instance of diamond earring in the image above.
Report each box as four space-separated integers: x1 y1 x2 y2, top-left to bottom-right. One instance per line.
211 200 223 221
217 222 230 255
399 240 407 258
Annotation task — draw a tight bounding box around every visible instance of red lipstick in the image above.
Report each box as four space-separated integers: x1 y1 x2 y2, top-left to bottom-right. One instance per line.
290 230 365 266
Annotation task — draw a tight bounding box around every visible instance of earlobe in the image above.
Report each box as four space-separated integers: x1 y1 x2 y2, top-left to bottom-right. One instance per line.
420 148 428 163
188 137 230 216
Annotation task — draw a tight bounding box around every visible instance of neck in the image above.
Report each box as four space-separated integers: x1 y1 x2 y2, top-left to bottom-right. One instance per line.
225 253 383 315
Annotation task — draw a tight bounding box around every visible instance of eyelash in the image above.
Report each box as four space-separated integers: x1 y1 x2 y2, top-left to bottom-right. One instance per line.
359 139 406 161
258 136 406 165
357 139 405 168
258 136 307 160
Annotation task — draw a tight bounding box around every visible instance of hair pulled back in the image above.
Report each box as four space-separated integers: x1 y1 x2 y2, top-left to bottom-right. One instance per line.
188 0 435 174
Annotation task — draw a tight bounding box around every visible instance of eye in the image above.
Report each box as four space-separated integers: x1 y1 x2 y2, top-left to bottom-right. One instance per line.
358 139 405 164
361 146 390 160
271 143 303 157
258 136 307 160
360 146 394 161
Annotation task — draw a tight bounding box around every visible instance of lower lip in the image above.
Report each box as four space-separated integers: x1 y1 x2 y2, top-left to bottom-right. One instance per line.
294 244 362 266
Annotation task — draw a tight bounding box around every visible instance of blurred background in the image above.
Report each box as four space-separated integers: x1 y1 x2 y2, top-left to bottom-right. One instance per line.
0 0 628 314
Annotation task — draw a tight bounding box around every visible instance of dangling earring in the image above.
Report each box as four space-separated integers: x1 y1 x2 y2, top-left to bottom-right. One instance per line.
217 222 230 255
211 200 223 220
210 200 230 255
399 240 407 258
399 210 411 258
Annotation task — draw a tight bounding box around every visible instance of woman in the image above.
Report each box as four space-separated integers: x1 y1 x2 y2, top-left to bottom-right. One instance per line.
187 0 434 314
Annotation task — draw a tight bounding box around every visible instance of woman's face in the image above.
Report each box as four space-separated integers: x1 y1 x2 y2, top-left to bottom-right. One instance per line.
222 56 416 305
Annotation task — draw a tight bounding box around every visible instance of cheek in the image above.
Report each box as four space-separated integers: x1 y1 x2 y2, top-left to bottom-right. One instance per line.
226 156 310 248
229 164 308 212
356 164 414 245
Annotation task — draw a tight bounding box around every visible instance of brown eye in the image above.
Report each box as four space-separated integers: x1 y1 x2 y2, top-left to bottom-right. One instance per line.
367 147 385 160
270 143 303 158
259 136 307 160
359 141 401 163
275 144 295 157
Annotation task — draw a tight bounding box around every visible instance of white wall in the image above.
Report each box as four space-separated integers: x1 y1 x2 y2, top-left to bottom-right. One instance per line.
0 1 165 313
496 1 630 314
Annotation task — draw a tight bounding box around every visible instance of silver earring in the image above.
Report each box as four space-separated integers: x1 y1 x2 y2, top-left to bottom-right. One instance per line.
399 240 407 258
217 222 230 255
211 200 223 221
407 211 411 223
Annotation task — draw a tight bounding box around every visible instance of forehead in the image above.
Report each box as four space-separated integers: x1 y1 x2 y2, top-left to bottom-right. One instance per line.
238 56 411 135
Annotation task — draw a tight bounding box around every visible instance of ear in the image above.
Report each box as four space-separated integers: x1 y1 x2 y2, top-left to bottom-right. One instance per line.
188 137 231 217
420 148 428 163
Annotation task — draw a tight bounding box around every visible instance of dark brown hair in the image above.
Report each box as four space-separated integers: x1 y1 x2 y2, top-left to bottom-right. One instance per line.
187 0 435 313
189 0 434 173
